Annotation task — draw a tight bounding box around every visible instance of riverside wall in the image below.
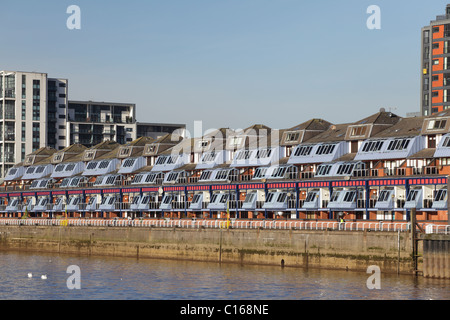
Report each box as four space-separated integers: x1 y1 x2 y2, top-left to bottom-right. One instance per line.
0 225 448 277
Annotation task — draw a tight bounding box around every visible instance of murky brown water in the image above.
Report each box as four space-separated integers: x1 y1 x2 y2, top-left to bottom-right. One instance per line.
0 251 448 300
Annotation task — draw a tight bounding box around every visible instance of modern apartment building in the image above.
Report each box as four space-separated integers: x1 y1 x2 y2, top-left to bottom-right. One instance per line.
0 71 68 177
67 100 137 147
67 101 186 148
421 4 450 116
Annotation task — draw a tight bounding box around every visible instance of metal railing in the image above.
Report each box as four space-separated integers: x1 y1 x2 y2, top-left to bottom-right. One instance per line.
0 218 448 234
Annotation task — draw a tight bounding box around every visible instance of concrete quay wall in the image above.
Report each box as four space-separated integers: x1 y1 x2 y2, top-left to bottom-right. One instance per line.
0 225 432 275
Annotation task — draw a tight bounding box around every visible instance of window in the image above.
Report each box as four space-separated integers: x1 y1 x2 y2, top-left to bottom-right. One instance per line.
361 140 384 153
119 148 131 156
191 194 202 204
86 161 99 170
228 136 243 148
219 194 229 203
432 91 439 97
22 123 26 142
427 119 447 130
433 59 440 65
285 132 300 142
255 148 272 159
433 43 440 49
336 163 355 175
244 193 256 204
122 158 136 168
305 191 318 203
386 139 411 151
156 156 167 165
132 174 144 184
434 189 447 202
315 143 337 155
166 155 179 164
276 193 287 203
141 196 150 204
98 160 111 169
199 170 213 181
350 126 367 137
315 164 332 176
433 27 440 33
343 191 356 202
22 101 26 120
201 152 217 162
145 173 159 183
145 145 157 154
236 150 252 160
330 191 341 202
35 166 45 174
55 164 65 172
293 145 313 157
378 190 392 202
253 167 268 179
165 172 179 182
163 196 172 204
271 167 287 178
407 190 419 202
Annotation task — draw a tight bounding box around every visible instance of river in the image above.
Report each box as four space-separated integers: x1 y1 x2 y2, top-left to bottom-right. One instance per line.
0 251 448 301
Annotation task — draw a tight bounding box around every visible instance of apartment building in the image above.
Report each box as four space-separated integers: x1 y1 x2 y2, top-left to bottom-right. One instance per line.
421 4 450 115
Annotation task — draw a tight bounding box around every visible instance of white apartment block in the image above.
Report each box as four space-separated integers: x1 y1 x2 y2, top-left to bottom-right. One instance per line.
0 71 68 177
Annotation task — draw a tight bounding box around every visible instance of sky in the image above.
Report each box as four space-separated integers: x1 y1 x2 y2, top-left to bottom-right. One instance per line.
1 0 448 136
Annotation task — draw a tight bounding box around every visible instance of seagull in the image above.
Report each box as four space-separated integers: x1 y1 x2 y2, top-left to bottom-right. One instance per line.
41 275 47 280
27 273 32 278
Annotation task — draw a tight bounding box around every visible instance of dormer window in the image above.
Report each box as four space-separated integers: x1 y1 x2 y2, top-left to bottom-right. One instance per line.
386 138 411 151
293 145 313 157
285 132 300 142
350 126 368 137
315 143 337 155
201 151 217 162
235 150 252 160
24 155 35 166
83 150 96 160
228 136 243 148
119 147 131 157
361 140 384 152
427 119 447 130
53 154 64 162
145 145 157 154
255 148 272 159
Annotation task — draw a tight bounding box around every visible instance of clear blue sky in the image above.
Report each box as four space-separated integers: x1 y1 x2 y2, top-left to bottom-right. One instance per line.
1 0 448 135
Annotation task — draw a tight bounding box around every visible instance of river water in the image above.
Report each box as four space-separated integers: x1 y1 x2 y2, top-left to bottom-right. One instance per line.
0 251 448 301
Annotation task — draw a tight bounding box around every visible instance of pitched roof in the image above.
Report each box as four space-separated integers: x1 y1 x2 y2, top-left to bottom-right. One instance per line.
371 117 425 139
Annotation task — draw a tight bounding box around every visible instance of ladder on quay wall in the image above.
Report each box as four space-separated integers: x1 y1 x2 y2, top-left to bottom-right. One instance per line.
410 208 424 276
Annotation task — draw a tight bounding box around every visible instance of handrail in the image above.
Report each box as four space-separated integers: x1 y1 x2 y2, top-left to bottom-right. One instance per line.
0 218 447 234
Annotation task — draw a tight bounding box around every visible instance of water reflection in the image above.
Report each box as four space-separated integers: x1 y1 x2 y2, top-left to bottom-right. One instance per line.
0 251 448 300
